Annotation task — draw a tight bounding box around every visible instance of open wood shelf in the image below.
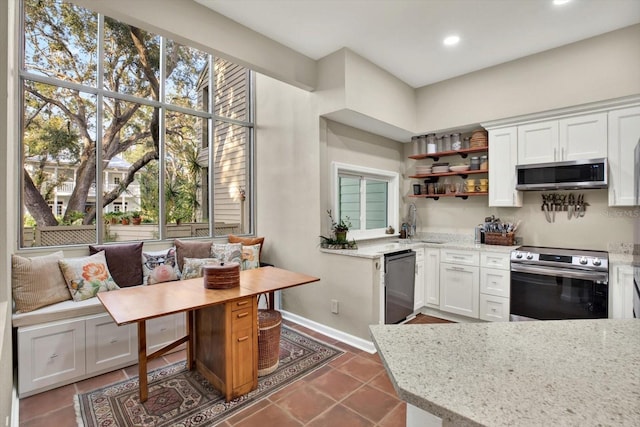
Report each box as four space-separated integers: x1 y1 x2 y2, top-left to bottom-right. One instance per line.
408 146 488 161
409 169 487 179
409 192 488 200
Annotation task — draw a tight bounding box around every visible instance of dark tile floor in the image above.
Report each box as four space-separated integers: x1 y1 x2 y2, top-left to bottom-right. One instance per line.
19 314 448 426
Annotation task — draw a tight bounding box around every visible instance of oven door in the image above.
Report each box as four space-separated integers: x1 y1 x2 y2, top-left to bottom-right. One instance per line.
510 264 609 320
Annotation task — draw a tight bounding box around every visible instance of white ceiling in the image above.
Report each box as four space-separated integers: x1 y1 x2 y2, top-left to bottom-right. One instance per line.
195 0 640 88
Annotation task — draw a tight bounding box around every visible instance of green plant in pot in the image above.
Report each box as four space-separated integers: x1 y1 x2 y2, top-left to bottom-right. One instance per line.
130 210 142 225
327 209 351 242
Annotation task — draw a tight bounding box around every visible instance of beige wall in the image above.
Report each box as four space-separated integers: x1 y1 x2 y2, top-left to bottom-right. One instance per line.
416 24 640 133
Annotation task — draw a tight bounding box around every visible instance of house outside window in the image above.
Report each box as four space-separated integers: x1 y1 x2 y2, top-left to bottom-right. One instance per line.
19 0 254 248
331 162 399 240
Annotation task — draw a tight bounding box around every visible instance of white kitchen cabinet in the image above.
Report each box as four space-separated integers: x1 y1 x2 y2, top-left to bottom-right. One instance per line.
424 248 440 308
479 294 510 322
517 113 607 165
147 312 187 354
414 248 425 310
479 252 511 322
488 126 522 207
18 318 86 396
85 313 137 374
439 251 479 318
18 310 186 397
609 264 634 319
517 120 558 165
608 105 640 206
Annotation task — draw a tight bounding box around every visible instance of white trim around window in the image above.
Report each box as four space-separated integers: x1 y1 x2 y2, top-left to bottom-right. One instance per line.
331 162 399 241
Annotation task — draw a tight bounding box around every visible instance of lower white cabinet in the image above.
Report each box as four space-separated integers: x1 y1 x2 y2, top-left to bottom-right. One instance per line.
414 248 425 311
86 313 137 373
479 252 511 322
609 264 635 319
18 318 86 396
479 294 510 322
18 311 186 397
424 249 440 308
439 261 479 318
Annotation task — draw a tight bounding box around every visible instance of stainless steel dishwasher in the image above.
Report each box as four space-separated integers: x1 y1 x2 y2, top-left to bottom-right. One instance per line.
384 250 416 324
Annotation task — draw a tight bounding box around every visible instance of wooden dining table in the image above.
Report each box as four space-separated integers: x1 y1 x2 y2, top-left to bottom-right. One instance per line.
98 266 319 402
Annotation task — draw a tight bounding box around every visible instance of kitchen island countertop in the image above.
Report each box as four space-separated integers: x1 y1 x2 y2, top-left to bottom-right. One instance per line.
370 319 640 427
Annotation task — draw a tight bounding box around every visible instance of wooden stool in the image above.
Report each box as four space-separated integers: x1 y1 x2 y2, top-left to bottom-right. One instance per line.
257 309 282 376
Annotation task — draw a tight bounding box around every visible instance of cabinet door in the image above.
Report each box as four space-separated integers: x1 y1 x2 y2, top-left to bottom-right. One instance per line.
231 326 255 393
480 267 510 298
517 120 559 165
18 319 85 396
608 106 640 206
424 249 440 307
414 248 425 310
86 314 137 374
559 113 607 161
488 127 522 207
147 313 183 354
609 264 634 319
439 263 479 318
479 294 510 322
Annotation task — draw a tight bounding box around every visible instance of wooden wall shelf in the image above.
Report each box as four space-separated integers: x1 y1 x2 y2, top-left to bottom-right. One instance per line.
409 192 488 201
409 146 487 161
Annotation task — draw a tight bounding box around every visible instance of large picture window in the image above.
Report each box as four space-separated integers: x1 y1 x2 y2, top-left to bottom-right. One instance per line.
19 0 254 248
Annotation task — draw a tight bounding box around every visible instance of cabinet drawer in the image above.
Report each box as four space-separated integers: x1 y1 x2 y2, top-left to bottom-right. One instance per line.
479 294 510 322
85 314 136 374
440 249 479 266
480 252 510 270
231 297 253 312
480 268 510 298
232 308 254 331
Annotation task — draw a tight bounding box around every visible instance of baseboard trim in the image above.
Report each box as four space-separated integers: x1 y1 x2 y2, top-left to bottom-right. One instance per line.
279 310 377 354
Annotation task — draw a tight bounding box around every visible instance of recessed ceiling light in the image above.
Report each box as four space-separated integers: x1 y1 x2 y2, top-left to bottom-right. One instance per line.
443 35 460 46
553 0 571 5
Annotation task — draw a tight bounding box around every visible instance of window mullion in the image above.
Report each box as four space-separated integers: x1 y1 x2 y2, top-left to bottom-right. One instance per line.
359 177 366 231
158 36 167 239
95 13 105 242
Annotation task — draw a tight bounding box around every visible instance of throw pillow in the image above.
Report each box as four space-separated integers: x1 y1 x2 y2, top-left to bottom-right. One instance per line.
11 251 72 313
211 243 242 265
174 239 213 272
228 234 265 259
240 244 261 271
58 251 120 302
89 242 143 287
142 247 180 285
181 257 220 280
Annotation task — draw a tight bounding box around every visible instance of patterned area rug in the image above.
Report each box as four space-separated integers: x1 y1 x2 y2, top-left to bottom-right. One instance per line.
75 326 343 426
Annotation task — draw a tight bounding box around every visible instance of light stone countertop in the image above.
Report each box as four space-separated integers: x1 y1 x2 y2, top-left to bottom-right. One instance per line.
320 238 518 259
370 319 640 427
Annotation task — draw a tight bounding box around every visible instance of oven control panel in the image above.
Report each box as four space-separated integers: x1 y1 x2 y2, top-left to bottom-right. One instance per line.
511 250 608 270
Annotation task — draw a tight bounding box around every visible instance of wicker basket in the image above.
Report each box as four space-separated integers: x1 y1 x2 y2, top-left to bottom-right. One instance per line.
257 309 282 376
484 232 515 246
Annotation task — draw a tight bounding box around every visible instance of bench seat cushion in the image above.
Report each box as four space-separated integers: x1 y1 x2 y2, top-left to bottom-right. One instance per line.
12 296 106 328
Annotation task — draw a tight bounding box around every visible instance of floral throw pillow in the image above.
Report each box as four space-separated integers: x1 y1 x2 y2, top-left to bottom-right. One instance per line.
58 251 120 301
181 257 220 280
241 244 261 271
142 247 180 285
211 243 242 265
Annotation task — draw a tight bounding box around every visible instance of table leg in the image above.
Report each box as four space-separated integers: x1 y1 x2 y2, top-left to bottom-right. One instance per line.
186 310 194 370
137 320 148 402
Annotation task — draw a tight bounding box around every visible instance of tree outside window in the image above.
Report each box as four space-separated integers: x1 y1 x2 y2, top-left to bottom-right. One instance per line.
20 0 254 247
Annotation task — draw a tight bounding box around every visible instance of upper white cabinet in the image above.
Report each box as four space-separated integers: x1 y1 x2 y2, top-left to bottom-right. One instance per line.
608 106 640 206
517 113 607 165
488 127 522 207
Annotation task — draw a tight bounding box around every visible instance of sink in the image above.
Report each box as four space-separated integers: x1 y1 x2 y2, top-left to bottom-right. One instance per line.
420 240 446 244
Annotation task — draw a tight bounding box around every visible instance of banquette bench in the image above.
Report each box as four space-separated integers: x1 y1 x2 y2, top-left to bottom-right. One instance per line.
12 235 265 397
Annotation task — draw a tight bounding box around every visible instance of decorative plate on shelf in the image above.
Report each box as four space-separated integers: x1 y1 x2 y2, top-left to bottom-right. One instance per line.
450 165 470 172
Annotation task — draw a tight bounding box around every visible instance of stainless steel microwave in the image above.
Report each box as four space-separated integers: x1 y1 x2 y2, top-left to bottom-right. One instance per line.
515 158 607 191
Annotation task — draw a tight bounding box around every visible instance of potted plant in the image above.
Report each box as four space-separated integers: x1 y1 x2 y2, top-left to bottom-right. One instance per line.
327 209 351 242
120 212 131 225
130 211 142 225
104 212 120 225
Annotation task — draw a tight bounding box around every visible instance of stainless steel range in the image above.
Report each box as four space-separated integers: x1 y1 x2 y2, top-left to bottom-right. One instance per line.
510 246 609 321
